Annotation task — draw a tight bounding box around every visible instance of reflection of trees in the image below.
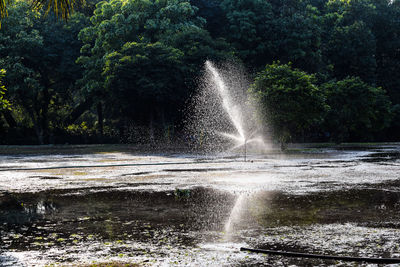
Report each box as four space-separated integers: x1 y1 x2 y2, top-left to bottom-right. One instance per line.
184 188 236 231
0 195 58 225
249 190 400 227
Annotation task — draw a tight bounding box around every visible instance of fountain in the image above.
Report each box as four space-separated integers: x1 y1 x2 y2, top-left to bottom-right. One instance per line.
186 60 270 157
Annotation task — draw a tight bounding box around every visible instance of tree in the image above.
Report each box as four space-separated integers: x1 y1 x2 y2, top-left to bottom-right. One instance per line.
0 0 84 24
0 3 46 143
0 2 89 144
320 0 400 139
34 12 90 134
189 0 226 37
250 62 328 148
267 0 323 73
166 27 233 91
322 0 377 84
77 0 230 141
321 77 393 142
103 42 184 140
369 0 400 110
220 0 323 72
0 69 10 111
220 0 274 69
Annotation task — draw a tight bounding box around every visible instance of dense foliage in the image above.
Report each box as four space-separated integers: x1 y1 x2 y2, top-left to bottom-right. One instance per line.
250 62 328 148
76 0 230 142
0 69 10 111
321 77 393 142
0 0 84 23
0 0 399 145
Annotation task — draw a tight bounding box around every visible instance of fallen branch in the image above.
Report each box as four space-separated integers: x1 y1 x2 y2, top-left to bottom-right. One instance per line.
240 247 400 264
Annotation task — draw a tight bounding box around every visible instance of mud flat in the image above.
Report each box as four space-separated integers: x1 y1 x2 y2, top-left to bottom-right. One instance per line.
1 144 400 266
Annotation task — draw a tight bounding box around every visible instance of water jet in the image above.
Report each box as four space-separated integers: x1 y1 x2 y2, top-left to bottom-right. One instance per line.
186 61 270 158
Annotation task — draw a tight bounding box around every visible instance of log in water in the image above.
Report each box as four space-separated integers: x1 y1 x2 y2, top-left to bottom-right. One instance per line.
240 247 400 264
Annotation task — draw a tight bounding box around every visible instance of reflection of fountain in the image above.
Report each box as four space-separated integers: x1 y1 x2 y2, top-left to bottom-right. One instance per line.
224 194 246 240
186 61 270 157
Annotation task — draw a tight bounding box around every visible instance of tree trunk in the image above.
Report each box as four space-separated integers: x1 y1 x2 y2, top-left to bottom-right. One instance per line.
149 111 155 144
41 87 50 144
97 102 103 140
158 107 170 144
28 109 44 145
1 110 17 128
64 97 93 125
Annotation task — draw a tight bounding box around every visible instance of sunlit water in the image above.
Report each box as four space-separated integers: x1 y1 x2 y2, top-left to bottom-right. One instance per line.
1 144 400 266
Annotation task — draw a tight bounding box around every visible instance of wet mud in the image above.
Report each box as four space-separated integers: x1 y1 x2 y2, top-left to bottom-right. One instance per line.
0 144 399 266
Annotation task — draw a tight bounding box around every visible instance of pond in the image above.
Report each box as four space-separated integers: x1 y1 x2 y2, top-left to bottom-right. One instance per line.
0 144 400 266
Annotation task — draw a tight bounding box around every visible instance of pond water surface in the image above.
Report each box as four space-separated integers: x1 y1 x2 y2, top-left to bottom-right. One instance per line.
1 144 400 266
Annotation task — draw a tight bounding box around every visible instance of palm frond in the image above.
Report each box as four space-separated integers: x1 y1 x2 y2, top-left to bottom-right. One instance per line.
0 0 11 19
0 0 84 28
0 0 12 28
32 0 86 20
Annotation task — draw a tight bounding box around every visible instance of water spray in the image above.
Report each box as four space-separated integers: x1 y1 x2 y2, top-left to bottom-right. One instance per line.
188 60 269 155
244 138 247 162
